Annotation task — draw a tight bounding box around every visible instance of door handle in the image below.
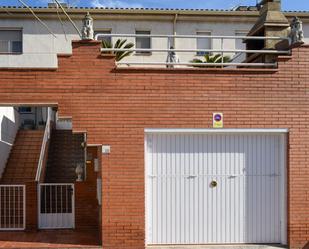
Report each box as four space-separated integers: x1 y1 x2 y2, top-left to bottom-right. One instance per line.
187 175 197 179
270 173 279 177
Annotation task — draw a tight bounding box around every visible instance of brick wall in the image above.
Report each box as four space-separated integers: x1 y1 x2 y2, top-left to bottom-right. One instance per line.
0 40 308 249
25 182 37 230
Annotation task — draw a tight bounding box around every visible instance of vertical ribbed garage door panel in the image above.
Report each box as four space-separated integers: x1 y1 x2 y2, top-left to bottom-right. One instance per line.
146 133 284 244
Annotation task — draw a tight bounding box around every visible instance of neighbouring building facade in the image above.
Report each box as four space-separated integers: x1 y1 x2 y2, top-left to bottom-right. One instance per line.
0 1 308 249
0 3 309 68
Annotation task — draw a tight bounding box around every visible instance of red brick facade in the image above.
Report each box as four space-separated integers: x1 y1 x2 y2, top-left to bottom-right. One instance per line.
0 41 308 249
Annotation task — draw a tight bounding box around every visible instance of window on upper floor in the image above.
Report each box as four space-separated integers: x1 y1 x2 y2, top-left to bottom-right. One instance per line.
235 31 248 50
234 31 249 62
95 30 112 45
0 29 23 54
196 31 212 56
135 30 151 55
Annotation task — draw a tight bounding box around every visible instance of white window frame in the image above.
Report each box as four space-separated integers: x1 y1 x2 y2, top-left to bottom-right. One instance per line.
135 30 152 55
0 28 23 54
235 30 249 48
94 29 112 44
234 30 249 62
196 30 212 56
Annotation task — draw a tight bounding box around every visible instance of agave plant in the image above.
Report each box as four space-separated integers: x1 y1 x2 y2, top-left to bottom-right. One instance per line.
101 39 134 62
191 53 231 68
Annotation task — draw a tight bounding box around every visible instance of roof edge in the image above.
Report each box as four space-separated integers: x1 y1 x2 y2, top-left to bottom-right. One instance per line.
1 6 309 15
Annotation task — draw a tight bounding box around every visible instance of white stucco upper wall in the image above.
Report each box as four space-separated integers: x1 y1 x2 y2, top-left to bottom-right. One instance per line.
0 107 19 178
0 12 308 68
0 19 80 68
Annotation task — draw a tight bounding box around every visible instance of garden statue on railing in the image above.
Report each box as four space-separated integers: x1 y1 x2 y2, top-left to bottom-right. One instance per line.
166 46 179 68
81 12 94 40
290 17 304 44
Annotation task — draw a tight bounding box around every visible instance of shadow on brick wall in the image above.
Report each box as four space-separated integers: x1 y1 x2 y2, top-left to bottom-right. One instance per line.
1 115 16 144
303 242 309 249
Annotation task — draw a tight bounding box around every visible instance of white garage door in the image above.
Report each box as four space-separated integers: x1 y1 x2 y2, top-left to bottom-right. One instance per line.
146 130 287 245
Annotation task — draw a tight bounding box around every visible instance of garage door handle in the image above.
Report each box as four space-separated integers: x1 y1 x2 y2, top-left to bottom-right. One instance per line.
188 175 197 178
270 173 279 177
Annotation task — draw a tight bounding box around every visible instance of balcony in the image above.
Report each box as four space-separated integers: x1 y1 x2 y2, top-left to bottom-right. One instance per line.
96 33 291 68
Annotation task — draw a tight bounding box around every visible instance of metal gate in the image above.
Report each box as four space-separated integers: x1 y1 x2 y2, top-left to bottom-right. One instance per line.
38 183 75 229
0 185 26 230
146 131 287 245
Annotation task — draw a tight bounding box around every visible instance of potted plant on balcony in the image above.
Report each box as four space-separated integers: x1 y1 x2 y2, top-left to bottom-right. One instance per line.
191 53 231 68
101 39 134 62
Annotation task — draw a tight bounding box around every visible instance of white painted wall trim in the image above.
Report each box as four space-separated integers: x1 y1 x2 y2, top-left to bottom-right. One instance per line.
144 133 149 247
56 112 72 130
144 128 289 134
280 135 288 245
